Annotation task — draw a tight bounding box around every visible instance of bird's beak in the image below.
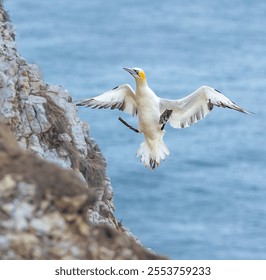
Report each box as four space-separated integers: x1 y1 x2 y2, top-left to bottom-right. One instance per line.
123 67 135 76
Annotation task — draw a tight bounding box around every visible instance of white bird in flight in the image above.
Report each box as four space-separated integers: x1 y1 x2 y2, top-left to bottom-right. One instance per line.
76 67 251 170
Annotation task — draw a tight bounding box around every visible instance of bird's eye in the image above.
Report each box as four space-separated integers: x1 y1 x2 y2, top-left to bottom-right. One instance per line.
134 69 139 75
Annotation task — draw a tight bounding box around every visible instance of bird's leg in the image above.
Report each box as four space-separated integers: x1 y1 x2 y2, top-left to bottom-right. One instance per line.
159 109 173 130
118 117 140 133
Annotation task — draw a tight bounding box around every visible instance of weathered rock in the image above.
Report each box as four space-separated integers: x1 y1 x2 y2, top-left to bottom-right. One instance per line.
0 122 164 259
0 1 115 229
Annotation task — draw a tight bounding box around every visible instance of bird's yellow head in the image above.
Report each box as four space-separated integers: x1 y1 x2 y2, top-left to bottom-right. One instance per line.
123 67 146 81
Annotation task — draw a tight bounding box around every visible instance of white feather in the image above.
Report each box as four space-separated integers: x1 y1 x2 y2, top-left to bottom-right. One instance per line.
76 84 137 116
159 86 251 129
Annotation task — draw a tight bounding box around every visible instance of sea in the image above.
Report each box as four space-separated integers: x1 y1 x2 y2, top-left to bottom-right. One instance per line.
5 0 266 259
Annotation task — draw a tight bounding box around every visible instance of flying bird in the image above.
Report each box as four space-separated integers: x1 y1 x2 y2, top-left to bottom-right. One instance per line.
76 67 251 170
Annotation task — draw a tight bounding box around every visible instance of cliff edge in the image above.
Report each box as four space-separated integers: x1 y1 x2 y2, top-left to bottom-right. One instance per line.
0 2 165 259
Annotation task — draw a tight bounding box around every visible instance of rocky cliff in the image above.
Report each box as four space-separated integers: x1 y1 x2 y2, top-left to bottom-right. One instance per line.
0 2 165 259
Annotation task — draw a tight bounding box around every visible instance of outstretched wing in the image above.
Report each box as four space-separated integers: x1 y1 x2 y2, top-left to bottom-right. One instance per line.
159 86 251 129
76 84 137 116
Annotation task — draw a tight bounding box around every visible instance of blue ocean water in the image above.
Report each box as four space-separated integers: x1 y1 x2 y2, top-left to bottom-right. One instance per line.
5 0 266 259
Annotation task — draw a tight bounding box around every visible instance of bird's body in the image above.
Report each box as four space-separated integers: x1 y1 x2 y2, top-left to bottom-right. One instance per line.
76 67 251 170
133 75 169 168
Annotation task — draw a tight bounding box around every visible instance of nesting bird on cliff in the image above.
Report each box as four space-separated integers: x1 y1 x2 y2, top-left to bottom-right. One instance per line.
76 67 251 170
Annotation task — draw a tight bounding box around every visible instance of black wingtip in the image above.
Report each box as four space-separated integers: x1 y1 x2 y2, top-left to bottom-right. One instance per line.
243 109 254 115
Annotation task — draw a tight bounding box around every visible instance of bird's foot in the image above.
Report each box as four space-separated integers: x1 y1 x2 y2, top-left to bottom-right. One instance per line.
159 109 173 130
149 158 159 170
118 117 139 133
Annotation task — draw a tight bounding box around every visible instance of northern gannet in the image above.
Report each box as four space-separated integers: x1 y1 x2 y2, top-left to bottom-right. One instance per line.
76 67 251 170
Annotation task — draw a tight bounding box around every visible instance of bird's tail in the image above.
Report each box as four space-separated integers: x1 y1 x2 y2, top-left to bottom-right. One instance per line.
136 136 169 170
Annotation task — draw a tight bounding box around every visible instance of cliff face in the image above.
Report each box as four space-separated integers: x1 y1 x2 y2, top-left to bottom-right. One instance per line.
0 121 163 259
0 2 114 228
0 3 165 259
